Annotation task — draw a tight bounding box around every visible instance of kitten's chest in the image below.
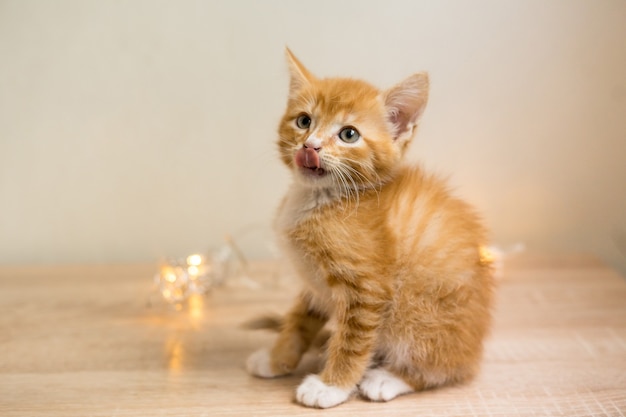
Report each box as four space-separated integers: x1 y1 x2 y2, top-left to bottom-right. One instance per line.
275 187 336 269
275 186 347 307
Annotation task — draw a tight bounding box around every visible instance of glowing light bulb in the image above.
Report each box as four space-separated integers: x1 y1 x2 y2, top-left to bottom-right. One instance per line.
479 246 496 265
187 254 203 266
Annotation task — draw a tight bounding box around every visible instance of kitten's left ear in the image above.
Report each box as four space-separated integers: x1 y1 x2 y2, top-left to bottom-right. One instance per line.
383 72 429 142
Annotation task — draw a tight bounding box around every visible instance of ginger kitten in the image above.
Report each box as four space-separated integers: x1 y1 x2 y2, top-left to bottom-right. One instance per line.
246 49 494 408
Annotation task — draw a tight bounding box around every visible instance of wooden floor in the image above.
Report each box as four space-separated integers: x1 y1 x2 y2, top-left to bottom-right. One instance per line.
1 254 625 416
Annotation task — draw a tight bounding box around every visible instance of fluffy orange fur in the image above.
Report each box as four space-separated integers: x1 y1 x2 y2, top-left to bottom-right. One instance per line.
246 49 494 408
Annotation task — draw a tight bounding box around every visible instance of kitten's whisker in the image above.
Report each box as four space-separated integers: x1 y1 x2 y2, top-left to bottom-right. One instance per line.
337 160 382 204
326 162 351 208
338 156 381 183
333 164 360 215
331 165 354 204
323 152 380 212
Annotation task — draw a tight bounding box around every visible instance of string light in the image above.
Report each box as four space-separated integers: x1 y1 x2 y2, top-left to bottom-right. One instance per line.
154 236 248 307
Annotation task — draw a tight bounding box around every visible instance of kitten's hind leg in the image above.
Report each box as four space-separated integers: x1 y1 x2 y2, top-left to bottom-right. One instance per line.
358 367 416 402
246 347 283 378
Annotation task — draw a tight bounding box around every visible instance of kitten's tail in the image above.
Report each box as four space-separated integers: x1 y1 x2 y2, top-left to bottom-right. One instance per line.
242 314 331 349
241 314 284 331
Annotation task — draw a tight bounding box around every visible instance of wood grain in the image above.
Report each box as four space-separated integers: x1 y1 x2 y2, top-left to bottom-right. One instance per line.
1 255 625 416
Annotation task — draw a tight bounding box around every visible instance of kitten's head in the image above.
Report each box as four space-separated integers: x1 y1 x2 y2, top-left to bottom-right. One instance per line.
277 48 429 191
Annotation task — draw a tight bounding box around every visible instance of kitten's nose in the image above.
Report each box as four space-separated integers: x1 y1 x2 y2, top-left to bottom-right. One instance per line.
303 138 322 151
303 144 321 151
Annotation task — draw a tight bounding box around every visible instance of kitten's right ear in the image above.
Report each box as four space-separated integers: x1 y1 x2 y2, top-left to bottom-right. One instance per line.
285 47 315 96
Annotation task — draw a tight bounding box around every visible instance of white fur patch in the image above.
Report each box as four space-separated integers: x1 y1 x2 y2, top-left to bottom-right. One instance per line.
296 374 352 408
358 368 414 402
275 183 339 232
246 348 280 378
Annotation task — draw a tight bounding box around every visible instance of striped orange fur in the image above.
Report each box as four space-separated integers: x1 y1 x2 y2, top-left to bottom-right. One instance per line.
246 49 494 409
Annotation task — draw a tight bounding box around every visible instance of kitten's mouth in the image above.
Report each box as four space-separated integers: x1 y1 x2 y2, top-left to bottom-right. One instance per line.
294 147 327 177
300 166 326 177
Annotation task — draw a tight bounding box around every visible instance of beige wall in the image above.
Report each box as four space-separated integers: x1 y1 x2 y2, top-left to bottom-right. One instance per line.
1 0 625 274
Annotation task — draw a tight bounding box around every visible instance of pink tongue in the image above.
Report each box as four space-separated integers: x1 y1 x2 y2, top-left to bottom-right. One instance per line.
295 147 321 169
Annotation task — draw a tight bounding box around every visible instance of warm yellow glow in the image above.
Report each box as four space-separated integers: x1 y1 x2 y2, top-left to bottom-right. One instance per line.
160 266 178 283
186 254 203 266
188 293 204 322
156 252 215 305
479 246 496 265
167 338 183 372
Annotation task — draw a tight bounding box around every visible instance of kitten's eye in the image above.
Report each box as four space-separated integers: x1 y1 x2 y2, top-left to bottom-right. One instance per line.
296 114 312 129
338 127 360 143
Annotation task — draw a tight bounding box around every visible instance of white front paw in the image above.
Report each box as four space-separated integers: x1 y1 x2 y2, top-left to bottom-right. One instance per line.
358 368 414 402
296 374 352 408
246 348 278 378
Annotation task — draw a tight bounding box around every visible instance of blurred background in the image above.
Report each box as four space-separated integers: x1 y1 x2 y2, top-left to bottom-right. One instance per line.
1 0 625 275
